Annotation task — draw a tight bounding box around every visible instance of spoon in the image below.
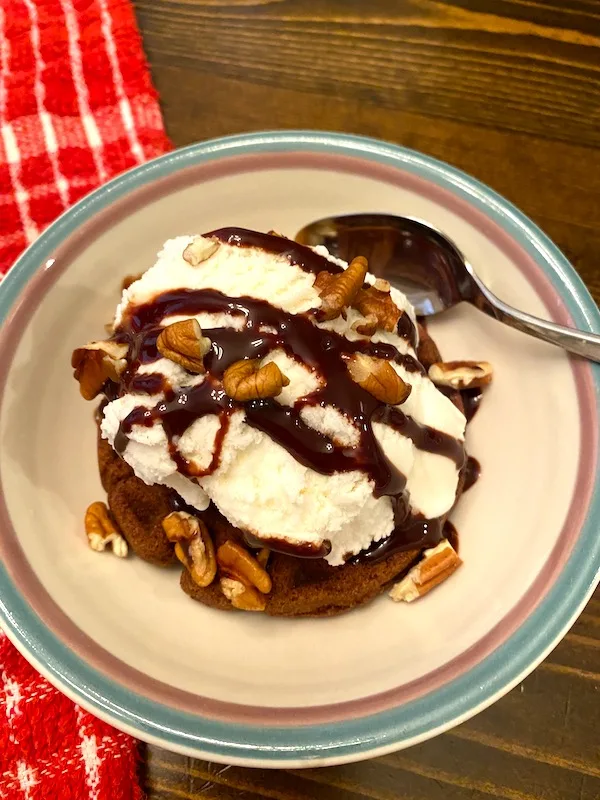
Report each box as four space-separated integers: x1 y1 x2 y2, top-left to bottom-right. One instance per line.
296 213 600 363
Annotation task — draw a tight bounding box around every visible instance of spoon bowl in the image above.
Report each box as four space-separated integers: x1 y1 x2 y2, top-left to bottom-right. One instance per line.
296 212 600 362
296 213 470 315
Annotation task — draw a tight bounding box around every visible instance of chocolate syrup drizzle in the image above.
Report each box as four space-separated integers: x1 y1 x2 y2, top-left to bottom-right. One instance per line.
209 227 344 279
209 228 419 349
463 456 481 492
111 228 471 562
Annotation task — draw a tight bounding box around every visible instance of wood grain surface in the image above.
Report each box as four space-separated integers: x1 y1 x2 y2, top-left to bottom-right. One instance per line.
132 1 600 797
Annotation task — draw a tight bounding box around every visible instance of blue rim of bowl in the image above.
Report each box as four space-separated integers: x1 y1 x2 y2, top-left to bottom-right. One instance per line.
0 131 599 766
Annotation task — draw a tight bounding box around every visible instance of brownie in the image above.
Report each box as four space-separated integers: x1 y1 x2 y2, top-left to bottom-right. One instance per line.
98 430 421 614
97 426 134 492
98 423 177 566
181 503 420 617
108 476 178 567
181 545 419 617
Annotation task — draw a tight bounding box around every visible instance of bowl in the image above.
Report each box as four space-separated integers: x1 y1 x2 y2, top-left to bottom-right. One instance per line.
0 131 599 767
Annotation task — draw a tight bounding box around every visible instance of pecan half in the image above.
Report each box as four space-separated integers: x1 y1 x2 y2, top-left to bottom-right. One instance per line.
317 256 368 321
353 283 401 332
217 540 272 612
72 340 129 400
162 511 217 588
182 236 219 266
157 319 212 373
347 354 411 405
223 359 289 401
85 501 128 558
389 539 462 602
217 540 272 594
428 361 493 390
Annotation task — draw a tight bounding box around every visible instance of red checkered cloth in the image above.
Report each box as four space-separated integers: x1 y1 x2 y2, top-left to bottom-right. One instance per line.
0 0 172 274
0 0 172 796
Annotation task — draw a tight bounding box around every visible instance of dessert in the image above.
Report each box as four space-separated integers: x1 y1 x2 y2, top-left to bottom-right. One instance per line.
73 228 491 615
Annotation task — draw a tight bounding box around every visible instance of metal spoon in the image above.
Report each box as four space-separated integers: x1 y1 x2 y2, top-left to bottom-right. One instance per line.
295 213 600 363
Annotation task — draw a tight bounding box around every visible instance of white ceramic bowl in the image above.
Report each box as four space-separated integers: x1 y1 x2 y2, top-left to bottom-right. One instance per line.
0 131 599 767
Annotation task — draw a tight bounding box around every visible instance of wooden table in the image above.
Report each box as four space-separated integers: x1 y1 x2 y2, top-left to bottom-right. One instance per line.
133 2 600 797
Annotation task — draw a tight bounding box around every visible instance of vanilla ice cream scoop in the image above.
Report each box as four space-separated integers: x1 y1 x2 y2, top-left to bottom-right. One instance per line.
95 229 466 565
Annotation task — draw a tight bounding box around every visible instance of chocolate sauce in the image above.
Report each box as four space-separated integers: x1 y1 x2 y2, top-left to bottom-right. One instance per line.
103 381 120 403
463 456 481 492
208 227 418 347
350 514 463 564
461 387 484 423
122 291 423 377
116 381 235 477
444 520 459 553
397 311 419 349
437 384 484 423
208 227 344 277
351 515 444 562
244 532 332 559
128 373 166 395
381 407 464 468
114 327 160 367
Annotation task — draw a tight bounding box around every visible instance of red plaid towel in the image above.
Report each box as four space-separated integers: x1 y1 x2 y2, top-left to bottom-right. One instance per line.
0 0 171 273
0 0 171 796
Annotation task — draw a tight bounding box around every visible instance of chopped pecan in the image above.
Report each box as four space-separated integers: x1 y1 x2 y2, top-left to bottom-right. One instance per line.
157 319 211 373
317 256 368 321
182 236 219 266
347 353 411 405
85 501 128 558
223 359 289 401
162 510 199 542
72 340 129 400
390 539 462 602
351 313 378 336
429 361 493 390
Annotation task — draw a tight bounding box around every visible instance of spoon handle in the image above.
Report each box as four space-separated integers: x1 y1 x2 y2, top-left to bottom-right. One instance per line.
471 273 600 363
